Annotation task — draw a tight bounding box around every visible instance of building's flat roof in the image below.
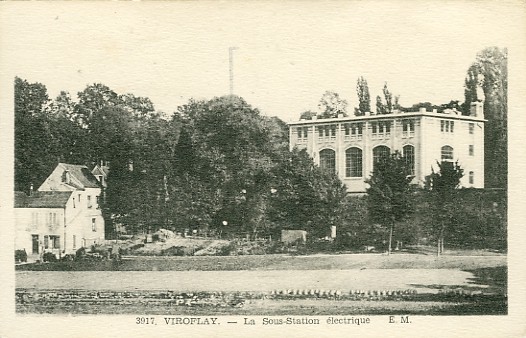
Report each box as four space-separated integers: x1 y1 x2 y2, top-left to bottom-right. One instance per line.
288 111 486 126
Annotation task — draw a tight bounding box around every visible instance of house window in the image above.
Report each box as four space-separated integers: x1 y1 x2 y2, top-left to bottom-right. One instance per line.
345 147 362 178
44 235 49 249
319 149 336 174
50 235 60 249
73 197 76 208
351 123 363 140
92 218 97 232
371 121 391 139
441 120 454 133
469 171 474 184
32 235 39 254
87 195 92 209
73 235 76 249
402 120 415 138
469 123 474 134
469 145 474 156
330 125 336 139
96 195 100 209
441 145 454 162
317 125 336 141
47 212 57 226
78 194 81 203
32 212 39 226
403 145 415 175
296 127 308 143
373 145 391 170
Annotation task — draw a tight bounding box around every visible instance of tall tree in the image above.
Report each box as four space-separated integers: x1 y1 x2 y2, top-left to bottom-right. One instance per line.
317 91 348 118
375 95 385 115
173 96 288 237
356 76 371 116
269 148 347 239
366 151 414 255
478 47 507 189
382 82 393 113
375 82 400 114
14 77 54 193
426 161 464 256
462 47 507 189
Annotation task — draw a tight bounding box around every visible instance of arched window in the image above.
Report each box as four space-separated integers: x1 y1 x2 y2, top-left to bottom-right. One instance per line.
403 145 415 175
346 147 362 177
441 145 454 162
373 146 390 171
319 149 336 174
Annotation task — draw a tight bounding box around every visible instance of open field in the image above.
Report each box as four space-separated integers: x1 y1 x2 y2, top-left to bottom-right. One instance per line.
15 253 507 315
16 269 485 293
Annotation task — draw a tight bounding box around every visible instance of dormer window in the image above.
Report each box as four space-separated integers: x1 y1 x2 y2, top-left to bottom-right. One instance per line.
62 170 71 184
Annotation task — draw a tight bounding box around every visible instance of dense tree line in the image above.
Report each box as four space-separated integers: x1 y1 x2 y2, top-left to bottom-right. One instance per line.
14 80 346 239
15 44 507 251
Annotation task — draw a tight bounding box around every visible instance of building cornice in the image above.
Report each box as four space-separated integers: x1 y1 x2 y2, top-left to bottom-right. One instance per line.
288 111 486 126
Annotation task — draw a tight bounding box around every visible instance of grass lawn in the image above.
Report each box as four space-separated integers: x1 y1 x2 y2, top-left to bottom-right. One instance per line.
15 252 507 315
16 252 506 272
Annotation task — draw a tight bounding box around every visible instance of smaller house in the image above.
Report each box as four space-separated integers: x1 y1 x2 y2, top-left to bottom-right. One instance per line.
91 161 110 190
15 163 105 261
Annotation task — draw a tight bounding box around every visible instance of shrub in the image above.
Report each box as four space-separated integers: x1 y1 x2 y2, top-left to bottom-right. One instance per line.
60 254 75 262
43 252 58 262
76 247 86 258
15 249 27 263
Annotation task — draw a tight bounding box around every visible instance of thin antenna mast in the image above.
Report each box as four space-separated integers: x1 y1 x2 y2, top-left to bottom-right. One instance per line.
229 47 238 95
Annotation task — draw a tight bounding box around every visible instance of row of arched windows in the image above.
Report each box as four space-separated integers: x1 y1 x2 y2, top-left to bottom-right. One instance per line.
318 145 476 186
319 145 416 177
319 145 457 177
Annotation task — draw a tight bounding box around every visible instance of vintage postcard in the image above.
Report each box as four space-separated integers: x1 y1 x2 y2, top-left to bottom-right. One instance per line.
1 1 525 337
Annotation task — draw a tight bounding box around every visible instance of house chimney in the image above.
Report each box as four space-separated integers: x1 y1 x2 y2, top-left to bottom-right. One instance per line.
312 115 318 121
337 113 344 119
419 107 426 113
432 108 438 114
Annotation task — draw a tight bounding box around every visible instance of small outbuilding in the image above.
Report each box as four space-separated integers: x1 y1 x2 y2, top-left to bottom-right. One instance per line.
281 230 307 244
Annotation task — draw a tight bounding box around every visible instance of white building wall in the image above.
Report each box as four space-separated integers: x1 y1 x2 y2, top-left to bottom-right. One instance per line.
289 109 485 193
64 187 105 253
15 207 65 257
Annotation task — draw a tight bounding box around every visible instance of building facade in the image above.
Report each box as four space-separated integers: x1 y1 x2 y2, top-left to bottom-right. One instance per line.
288 102 485 193
15 163 105 260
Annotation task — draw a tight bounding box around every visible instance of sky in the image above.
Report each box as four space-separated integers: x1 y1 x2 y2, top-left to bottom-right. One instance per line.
0 1 524 122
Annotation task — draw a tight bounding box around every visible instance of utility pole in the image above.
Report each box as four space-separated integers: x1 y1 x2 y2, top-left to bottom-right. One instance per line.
229 47 238 95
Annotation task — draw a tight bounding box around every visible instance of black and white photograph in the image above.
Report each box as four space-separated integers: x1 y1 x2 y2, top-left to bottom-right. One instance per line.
1 1 525 337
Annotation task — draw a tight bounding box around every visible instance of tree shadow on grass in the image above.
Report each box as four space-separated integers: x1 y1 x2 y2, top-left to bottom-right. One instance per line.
408 266 507 315
464 266 507 294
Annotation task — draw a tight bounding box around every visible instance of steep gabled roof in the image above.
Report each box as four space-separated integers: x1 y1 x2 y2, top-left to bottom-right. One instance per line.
15 191 72 208
91 164 110 177
59 163 101 189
